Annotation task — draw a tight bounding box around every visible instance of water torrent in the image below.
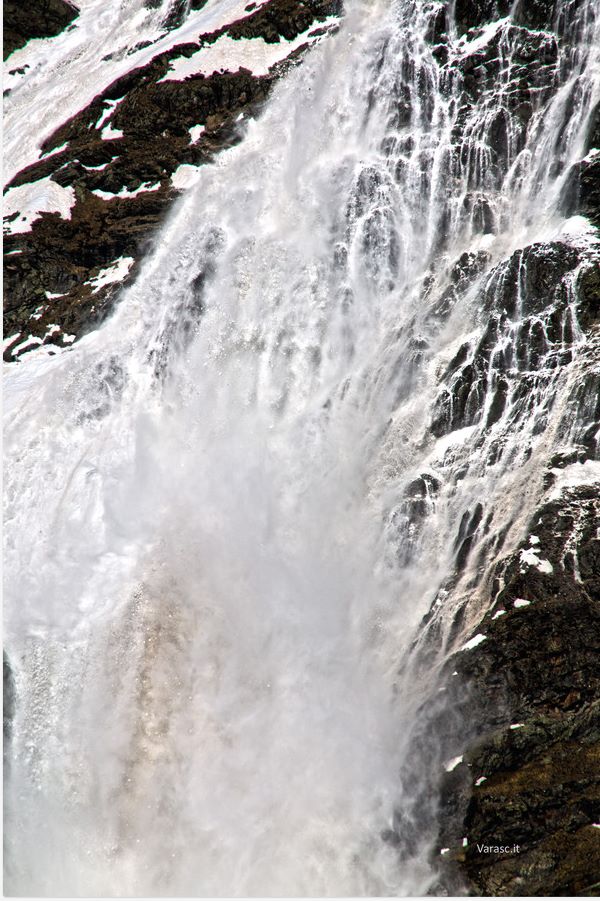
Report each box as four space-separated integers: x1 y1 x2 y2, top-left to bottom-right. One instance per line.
4 0 599 895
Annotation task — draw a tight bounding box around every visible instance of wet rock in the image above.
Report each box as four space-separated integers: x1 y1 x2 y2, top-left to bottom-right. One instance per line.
452 0 512 36
3 652 15 746
432 485 600 895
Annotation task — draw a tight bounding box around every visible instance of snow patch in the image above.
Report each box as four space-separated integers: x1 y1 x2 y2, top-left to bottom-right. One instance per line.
83 161 114 171
519 548 553 574
475 777 487 786
460 633 487 652
95 98 122 131
40 140 69 158
513 599 531 608
510 723 524 730
161 20 337 82
445 755 463 772
92 182 160 200
102 123 124 141
492 609 506 619
3 177 76 234
87 257 134 293
189 124 205 143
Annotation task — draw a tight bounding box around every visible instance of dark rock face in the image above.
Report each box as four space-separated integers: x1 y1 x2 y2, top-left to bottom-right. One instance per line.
431 484 600 896
406 2 599 879
431 241 586 441
3 0 340 360
452 0 512 36
3 652 16 746
4 0 79 60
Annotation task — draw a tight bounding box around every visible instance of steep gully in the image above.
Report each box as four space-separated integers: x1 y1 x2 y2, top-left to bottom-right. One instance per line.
3 0 600 895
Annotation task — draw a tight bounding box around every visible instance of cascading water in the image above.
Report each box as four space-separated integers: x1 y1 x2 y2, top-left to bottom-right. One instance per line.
4 0 599 895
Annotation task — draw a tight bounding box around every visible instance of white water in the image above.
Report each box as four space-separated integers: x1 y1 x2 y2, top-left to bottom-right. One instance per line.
4 0 600 895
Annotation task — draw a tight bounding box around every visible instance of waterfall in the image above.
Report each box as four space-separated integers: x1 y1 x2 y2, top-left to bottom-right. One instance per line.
4 0 599 895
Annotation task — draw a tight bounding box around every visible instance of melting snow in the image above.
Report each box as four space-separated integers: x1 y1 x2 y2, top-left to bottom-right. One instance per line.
87 257 134 293
513 599 531 608
3 177 76 234
95 98 122 131
92 182 160 200
83 161 113 171
492 609 506 619
189 124 205 143
510 724 524 730
161 21 336 81
102 122 124 141
445 755 463 772
519 548 553 574
475 777 487 786
440 848 450 855
460 633 487 652
40 140 69 158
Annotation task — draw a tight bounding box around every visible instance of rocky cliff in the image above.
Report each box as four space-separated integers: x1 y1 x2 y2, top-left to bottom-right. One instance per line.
3 0 340 359
420 1 600 894
3 0 599 895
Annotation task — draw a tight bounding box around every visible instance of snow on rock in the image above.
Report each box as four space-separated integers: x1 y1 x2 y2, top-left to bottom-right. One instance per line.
3 0 257 183
3 177 76 234
87 257 134 293
92 182 161 200
513 599 531 608
519 548 553 574
95 98 122 131
40 140 69 158
510 723 524 730
161 21 337 82
189 124 205 143
492 609 506 619
475 777 487 786
82 160 113 171
445 755 463 772
460 633 487 652
101 122 124 141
